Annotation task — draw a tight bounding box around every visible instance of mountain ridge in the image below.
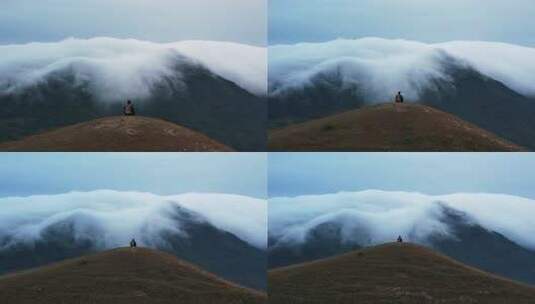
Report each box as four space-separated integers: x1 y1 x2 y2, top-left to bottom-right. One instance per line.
268 203 535 286
269 243 535 304
269 103 523 151
0 247 266 304
0 116 233 151
0 58 266 151
269 50 535 150
0 203 266 290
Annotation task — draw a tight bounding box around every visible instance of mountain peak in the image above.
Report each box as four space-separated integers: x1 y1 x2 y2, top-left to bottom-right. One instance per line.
269 243 535 304
0 116 233 151
269 103 524 151
0 247 266 304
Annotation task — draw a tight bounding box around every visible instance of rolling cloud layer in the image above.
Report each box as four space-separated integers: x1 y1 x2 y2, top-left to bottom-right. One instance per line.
0 37 267 100
269 38 535 101
269 190 535 251
0 190 267 250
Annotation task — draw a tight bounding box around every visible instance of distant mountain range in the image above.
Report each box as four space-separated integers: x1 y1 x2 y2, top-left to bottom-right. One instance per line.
269 191 535 286
0 38 267 151
269 38 535 149
0 191 267 290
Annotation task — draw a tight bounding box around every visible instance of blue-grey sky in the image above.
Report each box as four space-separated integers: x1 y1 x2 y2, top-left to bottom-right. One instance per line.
269 153 535 199
0 0 266 46
0 153 266 198
269 0 535 46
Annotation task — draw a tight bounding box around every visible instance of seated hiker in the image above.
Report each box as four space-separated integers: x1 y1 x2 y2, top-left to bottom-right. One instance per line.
123 100 136 116
395 91 404 103
130 238 137 248
397 235 403 243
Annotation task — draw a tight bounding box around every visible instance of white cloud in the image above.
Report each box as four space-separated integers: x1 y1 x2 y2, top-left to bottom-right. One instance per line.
269 38 535 101
0 37 267 100
170 40 267 95
269 190 535 250
0 190 267 249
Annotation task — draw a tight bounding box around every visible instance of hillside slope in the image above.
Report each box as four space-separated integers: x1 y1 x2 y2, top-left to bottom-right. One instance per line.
0 116 232 151
269 243 535 304
269 205 535 286
269 103 523 151
0 247 266 304
0 52 266 151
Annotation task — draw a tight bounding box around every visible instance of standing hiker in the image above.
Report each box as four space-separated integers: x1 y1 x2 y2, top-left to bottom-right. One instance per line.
397 235 403 243
130 238 137 248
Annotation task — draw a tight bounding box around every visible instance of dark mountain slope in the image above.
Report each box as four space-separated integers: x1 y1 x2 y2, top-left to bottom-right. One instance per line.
269 62 535 150
0 206 266 291
0 60 266 151
429 206 535 285
268 205 535 286
421 64 535 150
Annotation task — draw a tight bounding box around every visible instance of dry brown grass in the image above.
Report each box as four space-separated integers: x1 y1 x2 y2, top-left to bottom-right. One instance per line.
269 103 524 151
0 116 233 152
0 247 266 304
269 243 535 304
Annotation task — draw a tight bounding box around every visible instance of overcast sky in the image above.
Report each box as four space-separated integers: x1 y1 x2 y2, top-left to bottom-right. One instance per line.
0 0 266 45
269 153 535 199
269 0 535 46
0 153 266 198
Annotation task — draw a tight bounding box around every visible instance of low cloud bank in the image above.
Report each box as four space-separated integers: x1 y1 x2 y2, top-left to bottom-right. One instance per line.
0 190 267 250
0 37 266 100
269 190 535 250
269 38 535 101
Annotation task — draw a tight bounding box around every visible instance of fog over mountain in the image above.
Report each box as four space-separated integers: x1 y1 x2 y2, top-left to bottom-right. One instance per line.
269 190 535 250
269 190 535 284
0 38 267 150
269 38 535 149
0 190 267 249
0 190 267 289
269 38 535 100
1 37 266 97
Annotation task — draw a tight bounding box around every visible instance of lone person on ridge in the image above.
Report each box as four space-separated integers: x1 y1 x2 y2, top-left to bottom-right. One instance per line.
397 235 403 243
130 238 137 248
123 100 136 116
395 91 404 104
